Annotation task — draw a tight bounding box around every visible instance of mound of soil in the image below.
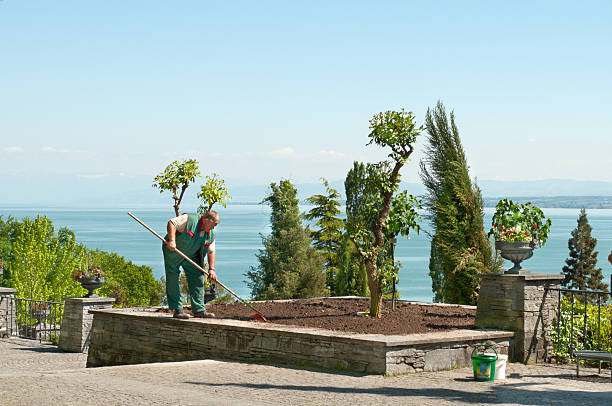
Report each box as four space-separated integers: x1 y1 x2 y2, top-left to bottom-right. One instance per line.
161 298 476 335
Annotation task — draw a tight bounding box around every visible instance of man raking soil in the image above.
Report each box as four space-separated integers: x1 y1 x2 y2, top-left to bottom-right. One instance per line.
128 211 267 322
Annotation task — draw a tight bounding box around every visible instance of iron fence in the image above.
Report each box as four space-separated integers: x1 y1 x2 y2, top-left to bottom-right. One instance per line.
9 298 64 343
546 283 612 363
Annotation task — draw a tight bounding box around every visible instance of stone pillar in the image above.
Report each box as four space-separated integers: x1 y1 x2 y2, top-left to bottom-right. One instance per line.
0 287 17 338
59 297 115 352
475 273 563 364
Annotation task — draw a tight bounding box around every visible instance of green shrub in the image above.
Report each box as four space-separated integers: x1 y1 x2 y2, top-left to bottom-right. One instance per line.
551 295 612 361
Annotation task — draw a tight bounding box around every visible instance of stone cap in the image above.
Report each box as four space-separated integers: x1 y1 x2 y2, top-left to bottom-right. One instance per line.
89 307 514 348
0 287 17 295
63 296 116 304
480 273 564 281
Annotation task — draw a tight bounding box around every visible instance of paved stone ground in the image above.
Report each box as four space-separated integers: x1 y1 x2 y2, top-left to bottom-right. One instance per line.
1 338 610 405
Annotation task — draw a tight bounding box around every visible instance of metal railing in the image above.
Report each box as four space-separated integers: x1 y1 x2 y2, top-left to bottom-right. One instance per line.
9 298 64 343
547 284 612 362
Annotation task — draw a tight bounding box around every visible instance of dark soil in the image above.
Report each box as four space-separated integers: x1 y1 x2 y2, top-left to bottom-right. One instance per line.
160 298 476 335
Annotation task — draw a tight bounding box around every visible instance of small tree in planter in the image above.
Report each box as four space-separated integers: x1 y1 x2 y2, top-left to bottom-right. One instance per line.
153 159 201 216
197 173 232 213
348 109 423 318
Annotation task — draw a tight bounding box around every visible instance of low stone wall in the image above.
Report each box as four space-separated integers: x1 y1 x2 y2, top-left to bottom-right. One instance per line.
475 273 562 363
59 297 115 353
87 307 512 374
0 288 16 337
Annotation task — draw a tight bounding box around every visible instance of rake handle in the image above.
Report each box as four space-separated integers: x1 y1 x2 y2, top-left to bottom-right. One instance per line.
127 212 266 320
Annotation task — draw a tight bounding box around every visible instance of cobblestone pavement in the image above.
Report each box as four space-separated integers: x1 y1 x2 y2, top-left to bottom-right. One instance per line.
1 338 610 405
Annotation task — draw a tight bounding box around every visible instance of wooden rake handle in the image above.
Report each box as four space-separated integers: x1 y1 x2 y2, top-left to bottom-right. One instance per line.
127 212 267 321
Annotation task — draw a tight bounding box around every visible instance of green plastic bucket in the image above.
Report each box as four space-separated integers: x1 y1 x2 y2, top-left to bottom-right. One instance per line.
471 345 498 381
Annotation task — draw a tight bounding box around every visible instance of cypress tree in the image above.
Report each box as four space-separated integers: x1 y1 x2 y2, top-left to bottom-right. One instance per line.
246 180 326 300
419 101 495 305
304 178 344 293
562 209 608 295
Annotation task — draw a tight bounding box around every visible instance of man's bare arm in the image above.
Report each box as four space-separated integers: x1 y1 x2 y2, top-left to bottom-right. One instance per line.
166 221 178 251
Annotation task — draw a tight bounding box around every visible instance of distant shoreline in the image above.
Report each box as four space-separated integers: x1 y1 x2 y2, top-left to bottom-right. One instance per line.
483 196 612 209
1 196 612 210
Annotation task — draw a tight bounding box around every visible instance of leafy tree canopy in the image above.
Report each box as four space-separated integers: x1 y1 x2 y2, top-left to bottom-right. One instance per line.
153 159 201 216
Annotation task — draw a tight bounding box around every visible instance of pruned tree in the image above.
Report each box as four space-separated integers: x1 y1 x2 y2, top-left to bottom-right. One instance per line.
347 110 423 318
305 178 344 292
419 101 496 305
152 159 201 216
562 209 608 296
197 173 232 213
345 162 421 301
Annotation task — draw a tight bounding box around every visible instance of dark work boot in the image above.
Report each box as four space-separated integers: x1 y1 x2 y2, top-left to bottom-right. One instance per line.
173 309 191 319
193 310 215 318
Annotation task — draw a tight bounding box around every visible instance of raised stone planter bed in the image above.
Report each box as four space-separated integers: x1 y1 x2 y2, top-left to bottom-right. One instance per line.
87 301 513 374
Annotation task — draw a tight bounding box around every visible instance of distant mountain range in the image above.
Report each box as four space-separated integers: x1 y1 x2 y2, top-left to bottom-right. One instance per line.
2 175 612 209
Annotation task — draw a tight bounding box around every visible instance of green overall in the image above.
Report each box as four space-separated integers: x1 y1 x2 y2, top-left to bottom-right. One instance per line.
162 214 216 313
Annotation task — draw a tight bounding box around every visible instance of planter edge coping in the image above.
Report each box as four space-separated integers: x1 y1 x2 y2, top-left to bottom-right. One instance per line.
89 307 513 347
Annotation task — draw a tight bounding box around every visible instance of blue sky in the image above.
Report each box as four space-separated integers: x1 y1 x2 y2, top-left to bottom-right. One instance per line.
1 1 611 199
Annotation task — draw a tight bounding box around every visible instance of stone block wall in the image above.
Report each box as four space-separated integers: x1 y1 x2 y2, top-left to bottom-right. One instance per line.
0 288 17 337
475 273 562 363
87 307 512 374
59 297 115 352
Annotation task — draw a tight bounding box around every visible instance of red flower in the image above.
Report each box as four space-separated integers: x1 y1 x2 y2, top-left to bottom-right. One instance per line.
533 224 537 229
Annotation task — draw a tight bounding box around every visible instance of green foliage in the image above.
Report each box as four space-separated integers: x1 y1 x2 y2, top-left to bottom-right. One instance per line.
246 180 326 300
207 281 235 304
49 333 60 346
304 178 344 292
88 250 162 307
562 209 608 294
334 234 369 297
345 109 423 317
488 199 552 246
0 216 16 286
420 101 496 305
367 109 424 164
552 296 612 360
0 216 162 307
197 173 232 213
6 216 85 301
153 159 201 216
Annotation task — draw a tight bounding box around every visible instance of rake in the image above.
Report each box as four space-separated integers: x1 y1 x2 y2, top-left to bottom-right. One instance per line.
127 212 267 322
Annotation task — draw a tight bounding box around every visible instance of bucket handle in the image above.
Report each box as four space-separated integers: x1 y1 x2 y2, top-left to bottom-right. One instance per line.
471 344 498 360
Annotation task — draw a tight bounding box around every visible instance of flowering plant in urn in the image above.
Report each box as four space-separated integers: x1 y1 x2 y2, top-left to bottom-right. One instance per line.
488 199 551 247
71 265 104 281
72 265 104 297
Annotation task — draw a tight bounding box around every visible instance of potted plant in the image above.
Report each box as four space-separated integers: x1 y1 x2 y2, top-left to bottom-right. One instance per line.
488 199 552 274
71 265 105 298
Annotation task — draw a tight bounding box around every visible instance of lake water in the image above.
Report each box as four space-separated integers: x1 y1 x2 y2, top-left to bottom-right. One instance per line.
2 205 611 303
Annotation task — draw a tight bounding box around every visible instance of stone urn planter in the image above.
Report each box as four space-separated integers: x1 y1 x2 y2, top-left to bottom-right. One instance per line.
79 276 104 298
495 240 536 274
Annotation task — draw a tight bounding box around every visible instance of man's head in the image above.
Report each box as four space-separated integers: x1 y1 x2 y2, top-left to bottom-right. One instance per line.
201 210 220 232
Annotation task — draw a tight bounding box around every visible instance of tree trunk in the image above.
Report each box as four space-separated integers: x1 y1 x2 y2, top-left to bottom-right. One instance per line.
365 258 383 317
